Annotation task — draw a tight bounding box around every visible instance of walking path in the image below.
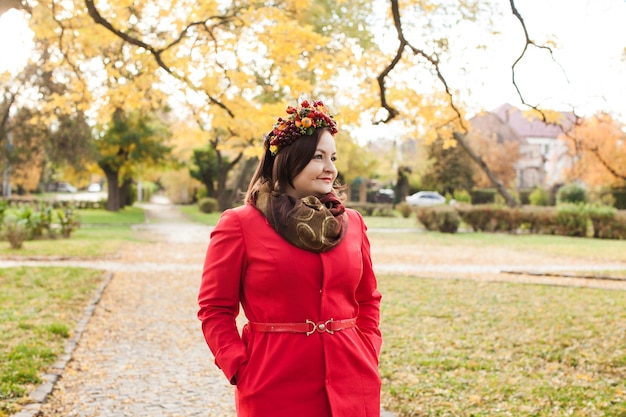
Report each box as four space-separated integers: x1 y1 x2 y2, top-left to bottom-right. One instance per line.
9 202 625 417
34 203 237 417
13 203 401 417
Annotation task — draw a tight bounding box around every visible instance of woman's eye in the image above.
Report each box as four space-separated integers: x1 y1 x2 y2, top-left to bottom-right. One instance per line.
331 156 337 162
313 154 323 159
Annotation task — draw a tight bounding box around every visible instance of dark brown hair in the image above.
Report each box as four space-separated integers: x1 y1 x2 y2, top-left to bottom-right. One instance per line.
246 128 343 202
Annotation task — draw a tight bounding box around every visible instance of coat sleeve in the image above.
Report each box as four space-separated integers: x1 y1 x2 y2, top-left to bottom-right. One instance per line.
353 210 383 357
197 209 248 384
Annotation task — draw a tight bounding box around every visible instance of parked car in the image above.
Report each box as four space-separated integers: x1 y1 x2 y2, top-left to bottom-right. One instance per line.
374 188 395 203
55 182 77 193
87 183 102 192
405 191 446 206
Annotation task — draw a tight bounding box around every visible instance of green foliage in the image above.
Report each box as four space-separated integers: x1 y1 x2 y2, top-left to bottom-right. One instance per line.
2 217 28 249
395 202 413 218
0 202 83 248
456 204 521 233
56 207 81 238
198 197 219 214
588 205 626 239
611 189 626 209
189 146 220 198
555 204 590 237
452 204 625 239
529 187 550 206
452 189 471 204
557 183 588 204
96 109 173 211
470 188 497 204
421 136 475 196
517 206 559 235
416 206 459 233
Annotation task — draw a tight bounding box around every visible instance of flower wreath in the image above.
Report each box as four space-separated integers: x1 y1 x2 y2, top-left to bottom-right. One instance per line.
267 100 338 156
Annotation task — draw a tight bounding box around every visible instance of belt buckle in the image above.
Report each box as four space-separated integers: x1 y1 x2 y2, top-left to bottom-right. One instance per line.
305 318 334 336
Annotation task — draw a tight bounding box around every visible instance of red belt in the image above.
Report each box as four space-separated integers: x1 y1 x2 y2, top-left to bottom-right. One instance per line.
248 318 356 336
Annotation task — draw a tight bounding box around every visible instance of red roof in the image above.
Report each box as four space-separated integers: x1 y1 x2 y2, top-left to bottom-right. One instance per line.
491 103 576 138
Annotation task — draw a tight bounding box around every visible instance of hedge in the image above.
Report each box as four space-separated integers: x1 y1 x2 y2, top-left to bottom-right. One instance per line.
416 203 626 239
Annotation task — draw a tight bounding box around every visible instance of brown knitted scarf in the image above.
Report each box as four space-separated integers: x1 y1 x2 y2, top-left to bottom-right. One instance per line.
253 183 347 252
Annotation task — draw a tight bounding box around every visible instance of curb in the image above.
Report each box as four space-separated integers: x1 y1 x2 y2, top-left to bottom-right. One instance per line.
12 272 114 417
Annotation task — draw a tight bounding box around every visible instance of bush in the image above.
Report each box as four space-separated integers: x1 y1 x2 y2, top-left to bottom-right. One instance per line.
3 218 28 249
611 189 626 210
470 189 496 205
416 208 438 231
395 202 412 218
557 183 588 204
56 208 81 238
416 206 459 233
456 205 498 232
198 197 219 213
518 206 558 234
452 189 472 204
588 205 626 239
555 204 589 237
529 187 550 206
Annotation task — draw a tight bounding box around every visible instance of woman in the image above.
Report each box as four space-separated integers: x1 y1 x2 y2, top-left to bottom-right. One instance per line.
197 99 382 417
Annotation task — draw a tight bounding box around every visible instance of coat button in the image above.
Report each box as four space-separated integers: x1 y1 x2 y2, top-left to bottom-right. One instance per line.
318 323 326 331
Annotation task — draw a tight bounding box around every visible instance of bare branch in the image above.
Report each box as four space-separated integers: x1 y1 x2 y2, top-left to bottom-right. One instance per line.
509 0 569 121
588 146 626 181
376 40 404 123
378 0 520 206
377 0 466 131
83 0 235 117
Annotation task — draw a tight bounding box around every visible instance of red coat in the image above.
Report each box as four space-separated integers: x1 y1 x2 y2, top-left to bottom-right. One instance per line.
198 204 382 417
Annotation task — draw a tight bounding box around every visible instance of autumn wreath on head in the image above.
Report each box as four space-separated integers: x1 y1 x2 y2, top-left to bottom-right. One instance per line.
267 100 338 156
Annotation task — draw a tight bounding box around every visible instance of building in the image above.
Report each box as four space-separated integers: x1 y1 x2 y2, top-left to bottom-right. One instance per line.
470 103 576 189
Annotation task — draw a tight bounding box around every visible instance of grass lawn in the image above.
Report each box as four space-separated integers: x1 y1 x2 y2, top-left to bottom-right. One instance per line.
368 228 626 263
0 207 143 415
178 204 223 226
2 207 625 416
0 267 105 416
0 207 145 258
379 276 626 417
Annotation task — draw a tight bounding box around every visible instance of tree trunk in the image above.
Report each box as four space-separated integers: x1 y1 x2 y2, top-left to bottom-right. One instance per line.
453 132 518 207
119 177 133 208
101 165 121 211
395 166 411 204
227 157 258 208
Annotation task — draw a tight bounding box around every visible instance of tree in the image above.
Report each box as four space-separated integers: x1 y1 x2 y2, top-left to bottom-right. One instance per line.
334 132 379 201
96 108 173 211
189 146 219 199
188 129 254 210
373 0 567 207
421 135 476 196
3 0 616 211
563 113 626 187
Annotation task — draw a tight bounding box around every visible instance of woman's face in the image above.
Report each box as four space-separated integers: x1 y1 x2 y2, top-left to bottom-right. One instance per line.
285 130 338 199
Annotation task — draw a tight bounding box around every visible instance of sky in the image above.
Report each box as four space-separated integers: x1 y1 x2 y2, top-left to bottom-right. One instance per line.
461 0 626 117
0 1 624 120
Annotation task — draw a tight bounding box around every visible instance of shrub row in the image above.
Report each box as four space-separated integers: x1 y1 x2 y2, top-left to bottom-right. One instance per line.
415 204 626 239
345 202 395 217
0 201 81 249
4 197 104 209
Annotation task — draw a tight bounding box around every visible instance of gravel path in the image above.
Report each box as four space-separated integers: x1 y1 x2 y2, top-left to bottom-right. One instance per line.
35 203 237 417
10 202 625 417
